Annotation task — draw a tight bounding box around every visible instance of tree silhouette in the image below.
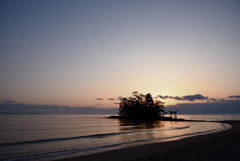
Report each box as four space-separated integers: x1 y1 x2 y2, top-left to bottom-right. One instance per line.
119 92 166 118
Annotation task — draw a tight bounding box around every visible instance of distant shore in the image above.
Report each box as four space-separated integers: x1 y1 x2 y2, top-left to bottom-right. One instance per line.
56 121 240 161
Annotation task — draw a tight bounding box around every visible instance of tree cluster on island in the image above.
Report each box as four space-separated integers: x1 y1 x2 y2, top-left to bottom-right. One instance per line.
118 91 166 119
108 91 189 121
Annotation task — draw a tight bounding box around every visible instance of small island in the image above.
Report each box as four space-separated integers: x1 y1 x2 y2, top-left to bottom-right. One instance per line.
109 91 185 121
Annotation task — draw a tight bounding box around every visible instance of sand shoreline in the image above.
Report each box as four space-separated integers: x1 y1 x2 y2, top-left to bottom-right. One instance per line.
56 121 240 161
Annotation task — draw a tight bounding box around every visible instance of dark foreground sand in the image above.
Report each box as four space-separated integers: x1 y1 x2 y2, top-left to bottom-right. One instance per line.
57 121 240 161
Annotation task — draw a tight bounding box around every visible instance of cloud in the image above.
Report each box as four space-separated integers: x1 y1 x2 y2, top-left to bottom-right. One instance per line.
167 100 240 114
113 102 119 105
208 97 219 102
157 94 208 101
228 95 240 99
208 97 226 102
96 98 104 101
108 98 115 101
180 94 208 101
157 95 170 99
0 103 117 114
0 98 17 104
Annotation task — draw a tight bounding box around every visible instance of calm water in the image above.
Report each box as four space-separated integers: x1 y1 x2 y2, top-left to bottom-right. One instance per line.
0 114 237 161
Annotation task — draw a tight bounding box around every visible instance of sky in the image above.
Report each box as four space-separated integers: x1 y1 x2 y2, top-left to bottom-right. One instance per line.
1 0 240 107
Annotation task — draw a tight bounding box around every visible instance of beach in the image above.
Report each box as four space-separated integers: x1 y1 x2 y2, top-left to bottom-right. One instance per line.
57 121 240 161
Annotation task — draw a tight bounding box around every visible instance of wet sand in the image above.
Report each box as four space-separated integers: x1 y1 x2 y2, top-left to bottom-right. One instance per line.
56 121 240 161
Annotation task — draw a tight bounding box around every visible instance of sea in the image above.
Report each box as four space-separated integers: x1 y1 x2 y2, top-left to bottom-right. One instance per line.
0 114 239 161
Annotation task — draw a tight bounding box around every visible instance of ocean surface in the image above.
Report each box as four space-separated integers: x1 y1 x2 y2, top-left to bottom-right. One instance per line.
0 114 238 161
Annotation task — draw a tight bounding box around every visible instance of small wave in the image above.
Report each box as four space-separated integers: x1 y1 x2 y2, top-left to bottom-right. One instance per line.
0 126 190 147
3 138 153 161
157 123 231 141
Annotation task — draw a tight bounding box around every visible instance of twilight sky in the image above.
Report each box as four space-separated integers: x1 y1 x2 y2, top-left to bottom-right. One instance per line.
1 0 240 107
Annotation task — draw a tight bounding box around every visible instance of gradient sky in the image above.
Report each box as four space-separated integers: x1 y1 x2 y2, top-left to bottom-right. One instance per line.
1 0 240 107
